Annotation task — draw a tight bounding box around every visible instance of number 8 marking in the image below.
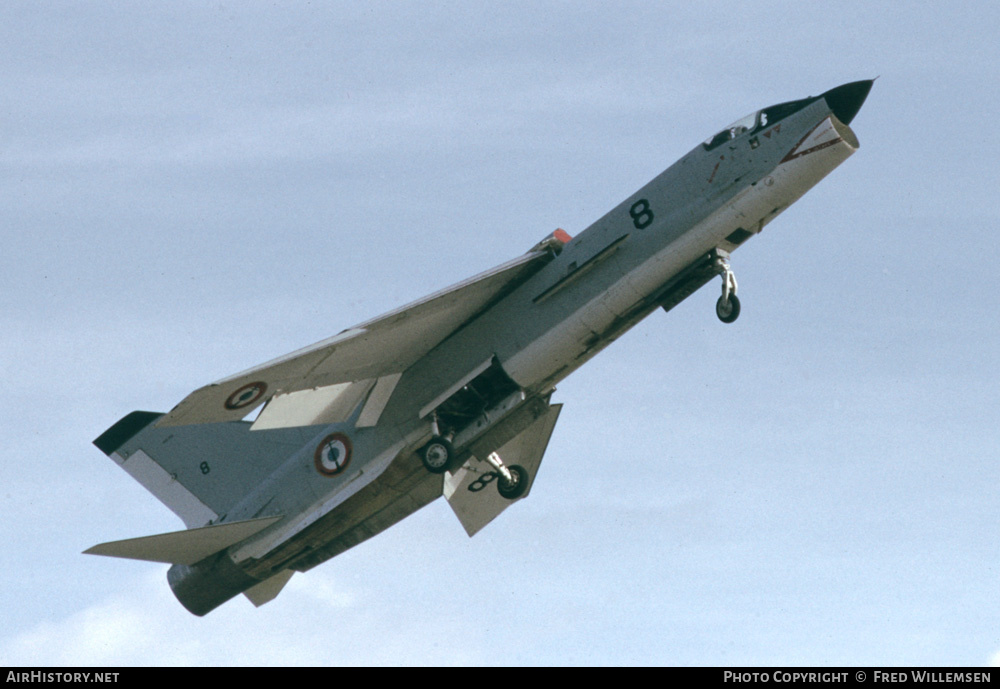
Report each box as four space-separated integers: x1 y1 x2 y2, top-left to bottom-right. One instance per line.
629 199 654 229
468 472 498 493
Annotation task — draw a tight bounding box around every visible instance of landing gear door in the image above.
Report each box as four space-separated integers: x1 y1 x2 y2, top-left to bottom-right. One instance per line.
443 403 562 537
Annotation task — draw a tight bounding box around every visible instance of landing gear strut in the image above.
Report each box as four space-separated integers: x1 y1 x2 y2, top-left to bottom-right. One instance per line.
714 249 740 324
486 451 529 500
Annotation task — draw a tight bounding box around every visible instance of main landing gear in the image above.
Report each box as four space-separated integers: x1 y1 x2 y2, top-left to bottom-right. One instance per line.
420 438 528 500
420 412 455 474
714 249 740 324
420 436 454 474
419 413 529 500
486 451 529 500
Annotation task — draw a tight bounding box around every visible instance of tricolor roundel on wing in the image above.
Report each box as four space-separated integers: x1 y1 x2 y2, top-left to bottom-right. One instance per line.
224 382 268 410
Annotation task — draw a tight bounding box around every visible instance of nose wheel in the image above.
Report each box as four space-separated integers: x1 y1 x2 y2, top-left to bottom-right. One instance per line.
716 293 740 323
714 249 740 323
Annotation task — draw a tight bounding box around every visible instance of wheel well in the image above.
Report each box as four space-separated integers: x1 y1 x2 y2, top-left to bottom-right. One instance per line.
435 358 521 436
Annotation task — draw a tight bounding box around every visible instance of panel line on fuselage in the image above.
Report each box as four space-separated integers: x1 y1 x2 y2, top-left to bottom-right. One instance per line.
532 233 630 304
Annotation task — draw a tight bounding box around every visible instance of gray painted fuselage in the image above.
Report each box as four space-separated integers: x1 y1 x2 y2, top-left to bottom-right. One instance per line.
95 81 872 615
237 90 861 571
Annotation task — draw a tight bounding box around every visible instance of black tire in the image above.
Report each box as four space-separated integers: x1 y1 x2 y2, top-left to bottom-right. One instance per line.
716 293 741 323
420 437 453 474
497 465 529 500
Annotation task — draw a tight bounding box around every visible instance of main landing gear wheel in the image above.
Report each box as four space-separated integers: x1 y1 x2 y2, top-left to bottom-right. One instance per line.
420 437 453 474
716 293 741 323
497 464 529 500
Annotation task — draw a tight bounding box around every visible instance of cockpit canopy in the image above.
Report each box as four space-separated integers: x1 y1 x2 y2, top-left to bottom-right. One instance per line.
702 96 817 150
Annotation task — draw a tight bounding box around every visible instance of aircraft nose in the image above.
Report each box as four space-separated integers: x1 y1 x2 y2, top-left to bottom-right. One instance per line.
822 80 873 125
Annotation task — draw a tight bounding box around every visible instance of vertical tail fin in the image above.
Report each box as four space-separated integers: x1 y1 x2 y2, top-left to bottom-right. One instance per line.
93 411 304 528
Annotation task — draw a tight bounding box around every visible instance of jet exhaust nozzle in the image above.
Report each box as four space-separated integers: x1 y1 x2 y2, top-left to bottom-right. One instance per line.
167 553 260 617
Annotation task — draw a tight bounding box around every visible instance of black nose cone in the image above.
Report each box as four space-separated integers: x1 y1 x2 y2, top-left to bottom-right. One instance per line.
822 80 873 125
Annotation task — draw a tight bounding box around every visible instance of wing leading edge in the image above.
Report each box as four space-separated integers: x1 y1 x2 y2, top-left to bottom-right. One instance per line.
158 247 557 429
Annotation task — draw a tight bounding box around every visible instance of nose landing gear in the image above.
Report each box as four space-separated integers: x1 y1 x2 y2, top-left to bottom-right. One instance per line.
714 250 740 324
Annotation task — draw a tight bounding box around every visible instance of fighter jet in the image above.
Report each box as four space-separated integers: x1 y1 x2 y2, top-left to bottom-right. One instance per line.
88 80 873 615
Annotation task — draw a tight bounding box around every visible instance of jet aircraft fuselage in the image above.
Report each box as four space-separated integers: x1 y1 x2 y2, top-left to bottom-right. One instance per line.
90 81 873 615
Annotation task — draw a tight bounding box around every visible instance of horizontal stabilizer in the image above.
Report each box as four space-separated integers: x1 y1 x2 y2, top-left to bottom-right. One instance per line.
84 516 282 565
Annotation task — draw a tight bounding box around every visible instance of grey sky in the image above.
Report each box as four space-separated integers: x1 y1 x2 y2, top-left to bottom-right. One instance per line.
2 1 997 666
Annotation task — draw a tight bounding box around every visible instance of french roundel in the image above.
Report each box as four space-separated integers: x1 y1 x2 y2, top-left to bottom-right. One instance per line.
314 433 352 476
224 381 268 410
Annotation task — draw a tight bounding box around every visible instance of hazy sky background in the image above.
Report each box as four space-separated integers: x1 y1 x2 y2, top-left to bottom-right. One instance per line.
2 1 998 666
